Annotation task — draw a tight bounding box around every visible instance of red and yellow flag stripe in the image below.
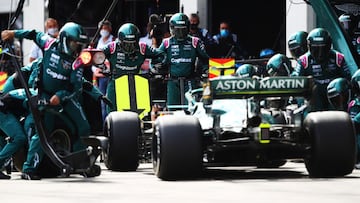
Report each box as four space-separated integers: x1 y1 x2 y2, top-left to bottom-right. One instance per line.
208 58 235 78
0 72 8 91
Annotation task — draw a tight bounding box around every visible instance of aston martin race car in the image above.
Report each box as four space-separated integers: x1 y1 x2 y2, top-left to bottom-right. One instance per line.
151 75 357 180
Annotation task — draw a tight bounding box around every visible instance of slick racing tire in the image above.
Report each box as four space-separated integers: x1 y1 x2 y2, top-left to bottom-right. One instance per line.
152 115 203 180
104 111 141 171
304 111 356 178
38 128 72 178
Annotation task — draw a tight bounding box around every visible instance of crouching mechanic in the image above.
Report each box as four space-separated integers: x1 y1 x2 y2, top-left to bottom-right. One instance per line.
1 22 94 180
291 28 351 112
158 13 209 106
347 70 360 169
0 58 42 179
101 22 166 114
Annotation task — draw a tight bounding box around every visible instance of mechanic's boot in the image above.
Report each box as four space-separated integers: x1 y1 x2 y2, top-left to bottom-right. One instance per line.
21 172 41 180
0 171 10 179
4 158 13 175
355 162 360 170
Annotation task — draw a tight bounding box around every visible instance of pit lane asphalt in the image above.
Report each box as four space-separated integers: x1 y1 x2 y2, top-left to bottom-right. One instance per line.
1 161 360 203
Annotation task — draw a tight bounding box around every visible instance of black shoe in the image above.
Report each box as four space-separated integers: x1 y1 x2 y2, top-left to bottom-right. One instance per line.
0 171 10 179
355 163 360 170
21 172 41 180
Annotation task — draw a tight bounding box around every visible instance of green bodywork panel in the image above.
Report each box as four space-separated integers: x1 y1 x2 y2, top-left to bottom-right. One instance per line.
210 76 313 99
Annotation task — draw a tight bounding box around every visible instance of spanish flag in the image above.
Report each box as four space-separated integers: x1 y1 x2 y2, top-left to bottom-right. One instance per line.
0 72 8 91
208 58 235 78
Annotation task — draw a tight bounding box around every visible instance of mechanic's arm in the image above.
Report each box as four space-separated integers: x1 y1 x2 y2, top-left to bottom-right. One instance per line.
196 40 210 76
340 59 352 81
2 58 42 93
290 59 304 77
149 42 170 73
82 78 113 108
50 65 84 105
2 29 49 48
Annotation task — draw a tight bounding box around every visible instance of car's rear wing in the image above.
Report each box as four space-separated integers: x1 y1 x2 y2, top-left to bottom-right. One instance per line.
205 76 314 100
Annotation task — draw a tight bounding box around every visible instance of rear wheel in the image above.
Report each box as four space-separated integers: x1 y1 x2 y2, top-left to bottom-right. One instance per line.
304 111 356 178
152 115 203 180
104 111 141 171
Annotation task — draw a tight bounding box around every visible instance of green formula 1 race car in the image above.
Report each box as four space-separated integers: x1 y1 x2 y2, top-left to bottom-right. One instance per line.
152 75 356 180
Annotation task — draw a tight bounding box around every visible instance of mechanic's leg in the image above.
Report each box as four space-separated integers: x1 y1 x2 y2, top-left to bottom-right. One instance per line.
21 134 43 180
310 84 329 112
106 81 116 114
64 99 90 152
0 112 26 168
22 112 55 180
167 80 180 106
0 134 6 150
23 114 35 145
356 134 360 169
99 77 109 122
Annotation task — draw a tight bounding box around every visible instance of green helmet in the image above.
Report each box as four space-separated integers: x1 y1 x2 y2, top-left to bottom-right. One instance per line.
327 77 349 110
351 69 360 96
117 23 140 54
235 64 257 78
266 53 293 76
169 13 189 41
307 28 332 63
288 31 308 59
59 22 88 57
339 13 356 35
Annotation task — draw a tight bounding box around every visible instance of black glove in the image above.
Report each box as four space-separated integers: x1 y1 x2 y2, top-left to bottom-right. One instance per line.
100 69 111 77
151 63 168 76
99 96 113 109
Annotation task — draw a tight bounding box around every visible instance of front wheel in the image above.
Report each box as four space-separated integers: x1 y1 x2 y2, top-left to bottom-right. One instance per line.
104 111 141 171
152 115 203 180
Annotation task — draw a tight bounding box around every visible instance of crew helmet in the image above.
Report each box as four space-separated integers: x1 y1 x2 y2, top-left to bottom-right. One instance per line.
339 13 357 35
351 69 360 96
59 22 89 57
235 64 257 78
307 28 332 63
288 31 308 59
327 77 350 110
266 53 293 76
118 23 141 54
169 13 190 41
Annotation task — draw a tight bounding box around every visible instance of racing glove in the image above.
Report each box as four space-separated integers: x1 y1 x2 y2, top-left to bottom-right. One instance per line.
99 95 113 109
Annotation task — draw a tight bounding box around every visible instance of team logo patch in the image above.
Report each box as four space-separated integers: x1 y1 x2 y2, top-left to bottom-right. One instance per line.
44 38 56 50
72 57 83 70
109 41 116 54
300 55 308 69
336 52 344 67
192 37 199 48
139 42 146 55
163 38 170 49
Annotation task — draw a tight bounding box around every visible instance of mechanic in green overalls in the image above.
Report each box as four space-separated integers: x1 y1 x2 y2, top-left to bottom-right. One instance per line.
1 22 91 180
287 31 308 60
0 58 41 179
157 13 209 106
101 23 166 114
291 28 351 112
347 69 360 169
235 64 258 78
